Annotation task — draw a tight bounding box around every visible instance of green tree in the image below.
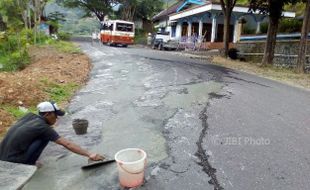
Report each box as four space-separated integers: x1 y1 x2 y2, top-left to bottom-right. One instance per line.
46 11 66 34
296 0 310 73
0 0 25 31
0 14 6 31
62 0 118 21
0 0 51 44
219 0 237 58
249 0 300 66
119 0 137 21
32 0 50 43
117 0 163 21
135 0 163 20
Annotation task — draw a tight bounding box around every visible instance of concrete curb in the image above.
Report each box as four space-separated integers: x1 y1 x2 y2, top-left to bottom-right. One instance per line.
137 45 218 60
0 161 37 190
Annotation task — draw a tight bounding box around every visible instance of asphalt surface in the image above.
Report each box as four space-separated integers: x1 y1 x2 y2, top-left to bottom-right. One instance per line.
23 42 310 190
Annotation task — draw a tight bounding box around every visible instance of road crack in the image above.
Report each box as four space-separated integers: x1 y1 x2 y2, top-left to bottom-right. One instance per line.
195 105 224 190
162 109 179 127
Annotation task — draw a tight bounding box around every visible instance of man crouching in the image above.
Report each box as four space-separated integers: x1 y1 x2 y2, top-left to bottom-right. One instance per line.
0 101 104 166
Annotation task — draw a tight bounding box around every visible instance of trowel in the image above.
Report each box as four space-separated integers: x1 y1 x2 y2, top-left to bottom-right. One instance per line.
81 156 115 169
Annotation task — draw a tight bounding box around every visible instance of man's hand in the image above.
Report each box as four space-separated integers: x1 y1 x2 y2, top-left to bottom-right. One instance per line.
89 153 105 161
55 137 105 161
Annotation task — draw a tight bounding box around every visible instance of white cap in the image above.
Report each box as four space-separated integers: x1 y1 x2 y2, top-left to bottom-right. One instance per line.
37 101 65 116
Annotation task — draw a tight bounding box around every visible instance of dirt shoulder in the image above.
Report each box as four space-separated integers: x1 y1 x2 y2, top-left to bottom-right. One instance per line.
211 56 310 90
175 51 310 91
0 45 91 136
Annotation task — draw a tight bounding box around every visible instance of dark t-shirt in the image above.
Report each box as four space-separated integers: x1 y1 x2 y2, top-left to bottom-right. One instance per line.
0 113 60 163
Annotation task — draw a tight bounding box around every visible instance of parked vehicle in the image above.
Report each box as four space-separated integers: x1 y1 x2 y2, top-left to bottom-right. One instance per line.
100 20 135 47
152 31 179 50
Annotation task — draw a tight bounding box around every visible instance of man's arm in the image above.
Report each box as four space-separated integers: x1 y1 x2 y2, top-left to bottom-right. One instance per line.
55 137 104 161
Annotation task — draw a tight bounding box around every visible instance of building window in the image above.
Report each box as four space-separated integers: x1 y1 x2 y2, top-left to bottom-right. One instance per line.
171 26 176 37
116 23 133 32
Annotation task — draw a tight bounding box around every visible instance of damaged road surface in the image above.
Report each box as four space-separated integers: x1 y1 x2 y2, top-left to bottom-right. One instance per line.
23 43 310 190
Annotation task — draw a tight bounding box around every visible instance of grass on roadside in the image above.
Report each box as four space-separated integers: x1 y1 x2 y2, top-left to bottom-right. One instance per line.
40 78 80 103
1 105 36 120
0 74 82 139
0 80 80 121
0 39 87 138
0 38 80 72
211 56 310 90
48 40 81 54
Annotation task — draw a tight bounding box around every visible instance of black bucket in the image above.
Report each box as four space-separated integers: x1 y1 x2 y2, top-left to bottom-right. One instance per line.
72 119 88 135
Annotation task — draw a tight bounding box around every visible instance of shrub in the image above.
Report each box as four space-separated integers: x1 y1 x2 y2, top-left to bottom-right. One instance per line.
135 35 147 44
58 32 72 41
242 26 256 35
36 32 50 44
260 22 268 34
20 28 34 45
0 49 30 71
228 48 239 60
2 33 20 53
278 18 302 33
135 28 146 36
134 28 147 44
0 31 31 71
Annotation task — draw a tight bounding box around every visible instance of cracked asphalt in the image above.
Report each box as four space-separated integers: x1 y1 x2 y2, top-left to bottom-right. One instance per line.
23 42 310 190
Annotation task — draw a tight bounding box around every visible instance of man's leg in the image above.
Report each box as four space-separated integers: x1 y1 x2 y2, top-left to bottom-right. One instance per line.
24 139 49 165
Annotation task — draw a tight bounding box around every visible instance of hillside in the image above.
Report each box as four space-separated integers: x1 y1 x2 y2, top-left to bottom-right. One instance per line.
45 0 100 35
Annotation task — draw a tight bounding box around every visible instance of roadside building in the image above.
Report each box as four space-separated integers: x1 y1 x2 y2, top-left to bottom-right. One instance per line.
153 0 295 49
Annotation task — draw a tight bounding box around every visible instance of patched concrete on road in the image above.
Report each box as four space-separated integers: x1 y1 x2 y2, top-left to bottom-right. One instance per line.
22 44 225 190
163 81 222 109
0 160 37 190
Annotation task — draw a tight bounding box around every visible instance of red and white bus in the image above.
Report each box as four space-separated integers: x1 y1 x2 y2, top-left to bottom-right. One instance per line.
100 20 135 47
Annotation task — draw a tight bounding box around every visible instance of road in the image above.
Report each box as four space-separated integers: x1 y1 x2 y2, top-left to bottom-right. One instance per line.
23 42 310 190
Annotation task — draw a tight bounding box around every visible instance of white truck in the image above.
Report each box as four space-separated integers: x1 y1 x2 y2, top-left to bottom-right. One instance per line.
151 31 179 50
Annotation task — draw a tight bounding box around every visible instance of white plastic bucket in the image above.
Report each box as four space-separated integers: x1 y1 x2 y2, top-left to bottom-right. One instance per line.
115 148 147 188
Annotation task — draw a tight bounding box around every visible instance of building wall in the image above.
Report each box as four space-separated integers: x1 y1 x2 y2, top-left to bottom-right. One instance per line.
170 10 243 41
236 41 310 71
175 24 182 38
235 13 257 31
167 9 270 42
